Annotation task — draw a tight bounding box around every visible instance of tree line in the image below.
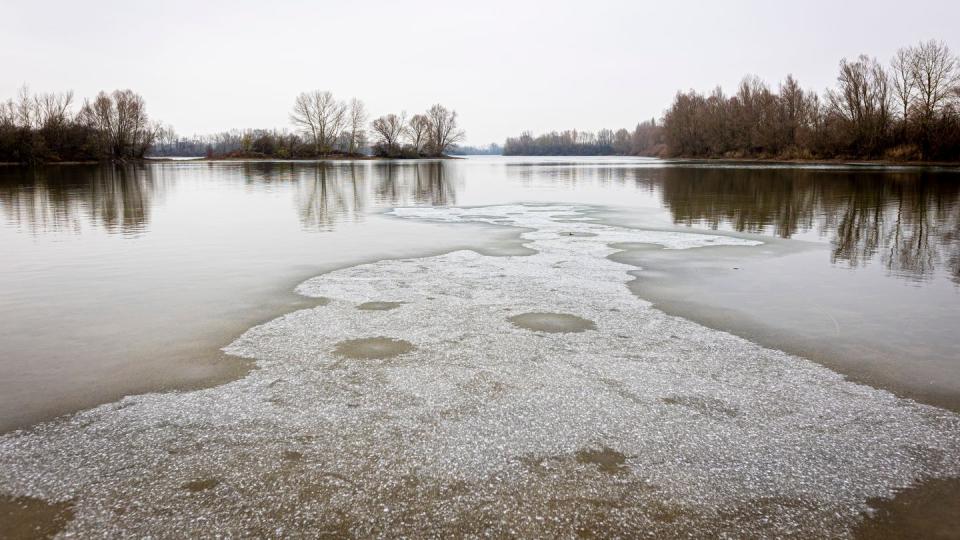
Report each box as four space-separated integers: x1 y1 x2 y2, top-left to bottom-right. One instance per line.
152 92 465 160
503 121 663 156
2 86 465 163
449 143 503 155
0 87 158 163
505 39 960 162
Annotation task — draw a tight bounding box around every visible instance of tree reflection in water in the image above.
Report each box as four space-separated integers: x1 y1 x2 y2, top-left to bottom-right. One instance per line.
296 161 456 231
650 167 960 284
0 164 158 236
0 161 458 236
2 161 956 284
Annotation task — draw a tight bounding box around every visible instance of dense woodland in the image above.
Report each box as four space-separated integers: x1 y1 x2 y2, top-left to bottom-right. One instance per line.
505 39 960 161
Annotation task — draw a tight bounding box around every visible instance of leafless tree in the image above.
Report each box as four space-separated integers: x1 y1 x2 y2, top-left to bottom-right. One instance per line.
0 99 14 127
370 112 407 154
826 55 890 153
425 104 465 156
290 90 347 155
78 89 155 158
35 91 74 128
909 40 960 154
891 46 917 124
15 85 35 128
347 98 367 155
407 114 431 154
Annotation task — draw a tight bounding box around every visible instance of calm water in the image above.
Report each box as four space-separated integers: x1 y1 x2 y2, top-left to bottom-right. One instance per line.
1 157 959 432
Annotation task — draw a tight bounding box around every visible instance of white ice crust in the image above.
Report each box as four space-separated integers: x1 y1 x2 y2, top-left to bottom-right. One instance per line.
0 204 957 537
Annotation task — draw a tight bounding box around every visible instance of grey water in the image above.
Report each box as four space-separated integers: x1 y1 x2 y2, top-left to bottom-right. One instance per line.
0 156 958 434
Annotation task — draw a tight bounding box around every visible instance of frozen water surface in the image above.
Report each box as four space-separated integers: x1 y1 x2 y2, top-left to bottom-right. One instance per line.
1 204 958 537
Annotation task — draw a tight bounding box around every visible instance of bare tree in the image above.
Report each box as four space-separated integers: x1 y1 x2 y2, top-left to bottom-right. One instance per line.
347 98 367 155
779 75 807 147
0 99 15 127
78 89 154 158
827 55 890 154
290 91 347 155
370 112 408 155
891 46 917 124
425 104 465 156
35 91 74 128
407 114 431 154
15 85 35 128
909 40 960 155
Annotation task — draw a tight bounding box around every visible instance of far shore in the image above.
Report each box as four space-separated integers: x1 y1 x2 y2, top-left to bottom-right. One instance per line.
2 154 958 168
0 155 464 166
500 154 960 168
658 156 960 168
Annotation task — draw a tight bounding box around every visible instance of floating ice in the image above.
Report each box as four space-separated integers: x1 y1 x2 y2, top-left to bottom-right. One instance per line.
0 204 957 537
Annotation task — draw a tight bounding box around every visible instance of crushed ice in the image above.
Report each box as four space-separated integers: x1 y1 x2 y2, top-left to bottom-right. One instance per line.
0 204 958 537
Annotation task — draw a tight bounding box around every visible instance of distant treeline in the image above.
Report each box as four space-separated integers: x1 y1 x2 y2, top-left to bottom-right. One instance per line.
505 39 960 162
0 87 157 163
449 143 503 155
503 121 663 156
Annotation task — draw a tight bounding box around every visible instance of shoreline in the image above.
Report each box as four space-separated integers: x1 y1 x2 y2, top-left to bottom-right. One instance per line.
661 156 960 169
4 155 955 168
498 154 960 168
0 156 463 167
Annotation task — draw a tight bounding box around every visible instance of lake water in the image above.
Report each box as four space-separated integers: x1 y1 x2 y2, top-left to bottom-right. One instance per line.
1 157 959 536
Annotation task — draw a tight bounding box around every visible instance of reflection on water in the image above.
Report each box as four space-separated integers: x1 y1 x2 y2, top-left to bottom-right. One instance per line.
485 160 960 285
648 168 960 284
0 161 456 235
0 157 958 429
296 162 455 231
2 161 958 287
0 165 160 236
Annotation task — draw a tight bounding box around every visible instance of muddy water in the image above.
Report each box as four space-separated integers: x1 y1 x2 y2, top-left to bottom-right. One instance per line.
0 161 530 432
0 160 958 536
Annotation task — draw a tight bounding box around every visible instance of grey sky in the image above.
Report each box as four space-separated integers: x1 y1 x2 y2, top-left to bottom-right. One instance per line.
3 0 957 144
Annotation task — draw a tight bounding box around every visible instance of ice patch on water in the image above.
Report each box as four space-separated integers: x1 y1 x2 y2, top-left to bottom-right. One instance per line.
0 204 957 537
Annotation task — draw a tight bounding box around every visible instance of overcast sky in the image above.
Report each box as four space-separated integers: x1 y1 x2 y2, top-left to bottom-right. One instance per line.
3 0 958 144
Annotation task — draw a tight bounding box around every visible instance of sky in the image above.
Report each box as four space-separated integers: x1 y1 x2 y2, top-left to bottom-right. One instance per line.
2 0 958 145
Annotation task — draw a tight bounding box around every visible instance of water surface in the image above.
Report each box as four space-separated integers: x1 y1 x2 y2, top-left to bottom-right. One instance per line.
1 157 958 431
2 157 960 536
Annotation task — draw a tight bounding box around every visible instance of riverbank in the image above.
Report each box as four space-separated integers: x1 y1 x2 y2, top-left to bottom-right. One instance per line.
0 155 462 166
661 156 960 168
499 154 960 168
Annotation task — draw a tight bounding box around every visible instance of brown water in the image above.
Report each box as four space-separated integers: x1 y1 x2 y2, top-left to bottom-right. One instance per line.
1 157 959 537
1 158 959 432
